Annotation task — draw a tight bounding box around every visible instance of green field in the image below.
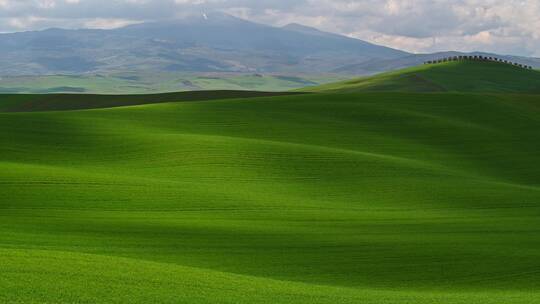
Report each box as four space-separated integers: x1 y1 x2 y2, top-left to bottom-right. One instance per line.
0 73 345 94
2 62 540 303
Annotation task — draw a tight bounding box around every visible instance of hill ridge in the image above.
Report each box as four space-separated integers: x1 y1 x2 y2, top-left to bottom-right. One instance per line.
305 60 540 93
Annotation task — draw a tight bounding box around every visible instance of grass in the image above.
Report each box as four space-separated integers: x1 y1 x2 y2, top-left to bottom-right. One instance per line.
305 60 540 93
2 89 540 303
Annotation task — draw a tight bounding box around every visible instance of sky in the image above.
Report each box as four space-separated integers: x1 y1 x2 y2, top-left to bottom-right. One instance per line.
0 0 539 57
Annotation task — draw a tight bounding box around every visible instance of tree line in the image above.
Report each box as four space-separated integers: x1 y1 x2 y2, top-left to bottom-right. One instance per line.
424 55 533 70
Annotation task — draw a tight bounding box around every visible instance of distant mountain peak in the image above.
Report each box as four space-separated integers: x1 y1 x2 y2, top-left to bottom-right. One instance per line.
282 23 324 35
283 23 320 31
119 11 245 30
190 11 244 23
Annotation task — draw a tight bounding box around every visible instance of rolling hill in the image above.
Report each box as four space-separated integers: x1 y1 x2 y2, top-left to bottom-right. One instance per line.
308 60 540 93
0 73 346 95
2 70 540 303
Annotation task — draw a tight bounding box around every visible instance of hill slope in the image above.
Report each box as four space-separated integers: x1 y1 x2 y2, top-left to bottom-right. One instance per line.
2 92 540 303
333 51 540 75
307 60 540 93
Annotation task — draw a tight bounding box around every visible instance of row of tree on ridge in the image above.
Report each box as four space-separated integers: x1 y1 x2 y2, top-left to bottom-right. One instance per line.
424 55 534 70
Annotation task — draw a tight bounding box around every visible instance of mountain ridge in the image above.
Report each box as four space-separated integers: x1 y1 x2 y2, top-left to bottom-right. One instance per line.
0 13 406 76
0 13 538 78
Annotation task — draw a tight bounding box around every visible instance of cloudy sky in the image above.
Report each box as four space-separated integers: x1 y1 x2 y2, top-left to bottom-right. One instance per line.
0 0 539 57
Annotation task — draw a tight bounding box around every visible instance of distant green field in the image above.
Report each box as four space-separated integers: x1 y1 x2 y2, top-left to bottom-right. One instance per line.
0 72 345 94
305 60 540 93
2 88 540 303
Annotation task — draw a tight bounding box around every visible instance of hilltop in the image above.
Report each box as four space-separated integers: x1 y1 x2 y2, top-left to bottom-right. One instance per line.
333 51 540 75
306 60 540 93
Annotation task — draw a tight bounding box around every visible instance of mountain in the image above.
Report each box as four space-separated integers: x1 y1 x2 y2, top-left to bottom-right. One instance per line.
306 59 540 93
2 13 538 79
0 12 407 76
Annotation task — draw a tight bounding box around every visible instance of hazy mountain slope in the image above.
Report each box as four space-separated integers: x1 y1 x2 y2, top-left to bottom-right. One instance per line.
307 60 540 93
0 13 406 76
2 12 538 82
117 14 404 57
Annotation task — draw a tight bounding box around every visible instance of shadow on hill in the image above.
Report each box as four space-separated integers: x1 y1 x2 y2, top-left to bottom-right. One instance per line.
0 90 302 112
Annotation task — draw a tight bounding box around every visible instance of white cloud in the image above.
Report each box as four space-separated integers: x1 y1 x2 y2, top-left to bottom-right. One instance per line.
83 17 142 29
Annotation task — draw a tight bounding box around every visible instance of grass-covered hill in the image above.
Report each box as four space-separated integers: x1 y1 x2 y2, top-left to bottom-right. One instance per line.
2 89 540 303
306 60 540 93
0 73 346 94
